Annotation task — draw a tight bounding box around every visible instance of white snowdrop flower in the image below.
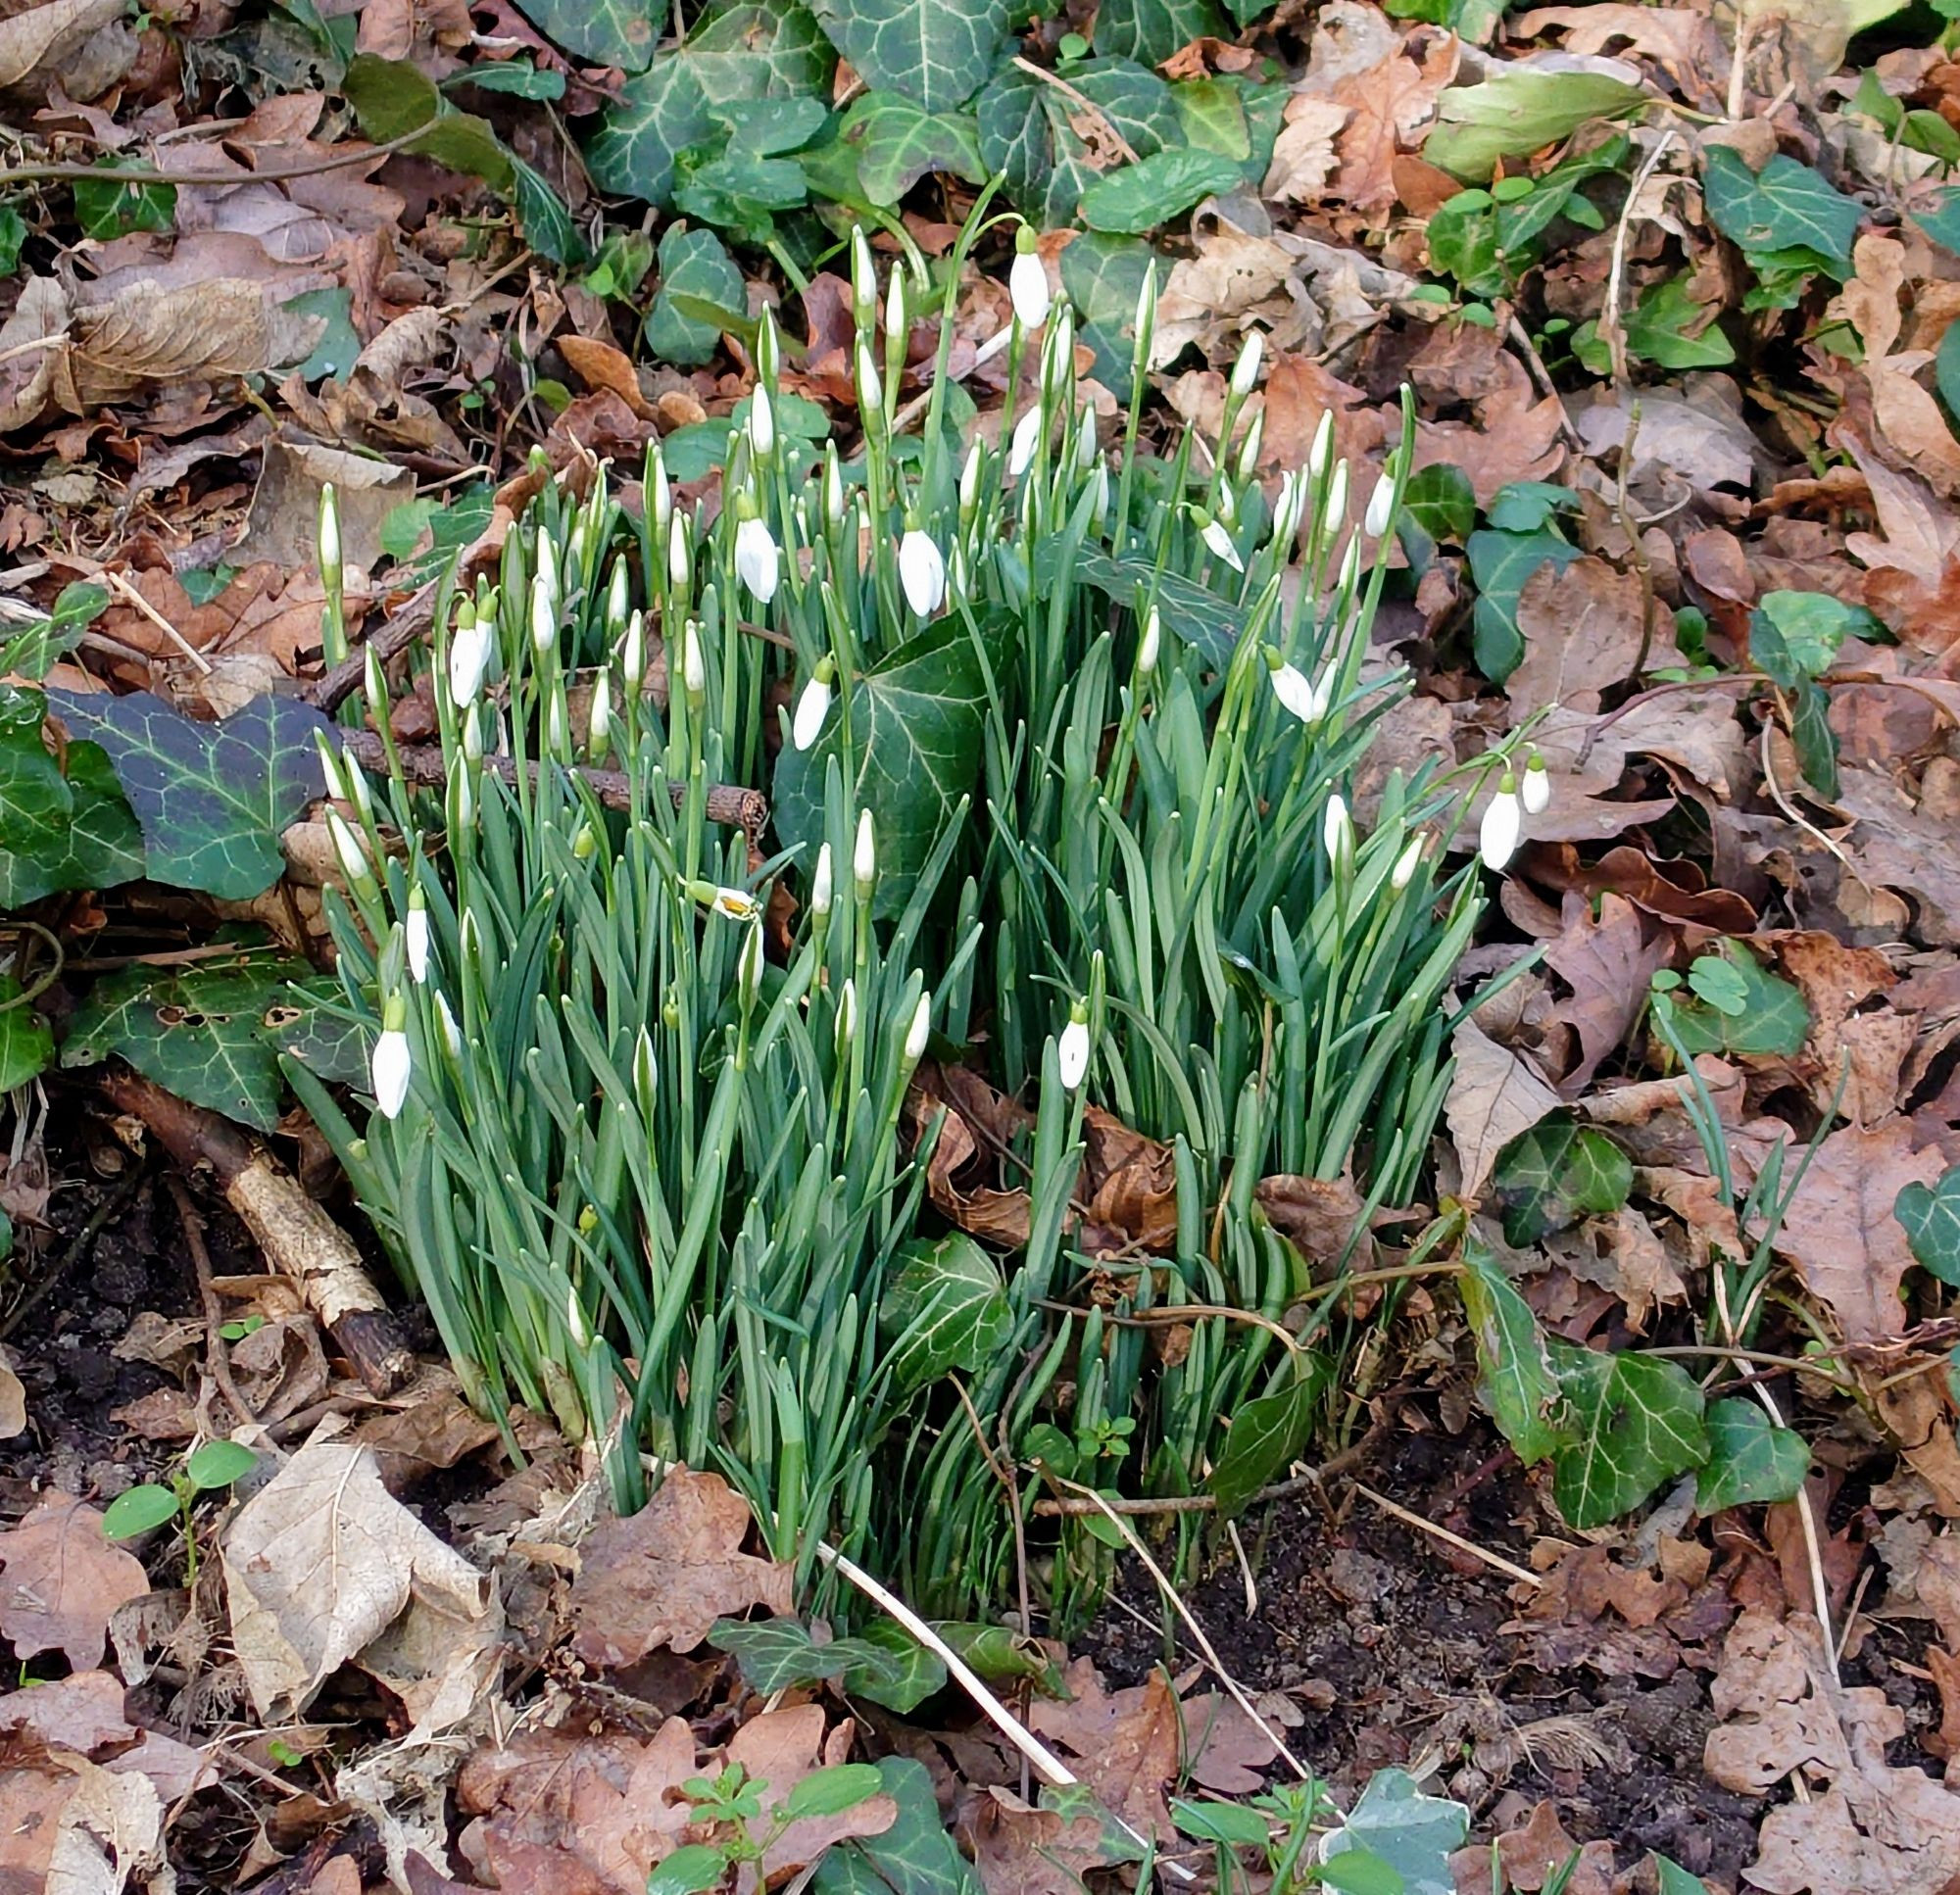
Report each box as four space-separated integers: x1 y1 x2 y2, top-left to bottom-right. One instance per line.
1521 752 1552 815
1270 470 1303 550
565 520 587 590
1325 460 1349 534
792 659 833 752
1229 329 1263 399
649 448 671 540
530 571 557 654
534 530 558 607
748 384 775 460
632 1025 657 1111
1338 535 1361 598
370 1025 411 1120
1323 793 1353 870
1364 471 1395 539
315 734 349 805
606 558 630 633
886 265 907 349
824 449 846 527
454 625 513 712
668 518 691 592
905 990 932 1062
1268 657 1324 726
852 228 876 322
1200 514 1244 573
1057 1014 1090 1093
546 690 566 758
710 886 760 921
734 514 780 604
621 608 646 695
856 339 883 417
450 760 474 830
1087 462 1109 532
327 808 374 893
1137 607 1161 678
810 841 834 918
682 619 706 701
1391 833 1425 891
899 529 946 614
1481 779 1523 872
406 894 430 984
1009 239 1051 329
959 439 983 515
1235 409 1265 482
854 808 877 894
565 1288 590 1350
1008 407 1043 480
317 482 341 592
588 672 612 756
1307 410 1334 480
435 993 463 1062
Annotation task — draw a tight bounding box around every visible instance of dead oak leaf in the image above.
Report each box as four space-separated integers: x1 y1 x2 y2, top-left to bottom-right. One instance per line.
1263 94 1349 203
1446 1015 1560 1199
1543 892 1667 1094
727 1705 897 1889
1511 558 1654 715
568 1467 792 1671
1772 1121 1943 1346
1028 1661 1182 1839
1320 20 1457 216
957 1785 1109 1895
0 1495 148 1672
1833 235 1960 501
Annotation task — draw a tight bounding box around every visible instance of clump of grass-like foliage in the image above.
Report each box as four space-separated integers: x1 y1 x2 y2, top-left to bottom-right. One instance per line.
289 210 1539 1624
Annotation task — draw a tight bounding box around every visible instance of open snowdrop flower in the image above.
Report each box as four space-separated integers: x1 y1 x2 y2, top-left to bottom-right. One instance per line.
734 511 780 604
1266 651 1325 726
448 610 489 708
1057 1007 1090 1093
1009 229 1051 329
371 998 411 1120
406 890 430 984
792 657 834 752
1521 750 1551 814
1198 511 1243 573
1007 407 1043 480
704 883 760 922
1323 793 1353 871
1481 774 1523 871
899 527 946 614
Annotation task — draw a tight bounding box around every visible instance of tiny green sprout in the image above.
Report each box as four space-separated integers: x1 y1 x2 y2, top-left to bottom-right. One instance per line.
653 1762 885 1894
267 1738 303 1769
102 1437 259 1582
219 1314 267 1342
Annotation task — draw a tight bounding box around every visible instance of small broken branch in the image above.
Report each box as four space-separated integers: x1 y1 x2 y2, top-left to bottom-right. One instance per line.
304 582 439 714
334 729 768 841
99 1069 416 1397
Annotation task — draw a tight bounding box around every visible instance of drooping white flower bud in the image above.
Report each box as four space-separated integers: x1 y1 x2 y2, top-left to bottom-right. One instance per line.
899 528 946 615
854 808 876 895
327 808 375 894
530 571 557 655
1270 470 1303 551
1235 408 1265 482
1199 513 1243 573
1521 751 1551 815
1325 460 1349 534
406 889 430 984
792 657 834 752
1009 230 1051 329
1008 407 1043 480
1137 607 1160 678
748 384 775 461
1267 655 1325 726
448 612 489 707
371 998 411 1120
681 619 706 702
435 993 464 1062
1391 833 1425 891
1481 777 1523 871
607 558 630 634
588 672 612 756
734 513 781 604
1364 470 1395 539
1307 409 1334 480
1057 1011 1090 1093
621 608 646 695
318 481 341 592
737 921 764 1008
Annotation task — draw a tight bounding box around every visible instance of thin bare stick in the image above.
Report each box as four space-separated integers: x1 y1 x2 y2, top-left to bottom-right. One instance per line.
1349 1482 1542 1589
104 568 213 676
0 122 450 189
1049 1474 1311 1781
1600 133 1677 389
1011 58 1141 164
166 1175 260 1433
1758 722 1850 869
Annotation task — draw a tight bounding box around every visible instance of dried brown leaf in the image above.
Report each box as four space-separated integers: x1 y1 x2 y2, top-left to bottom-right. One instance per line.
568 1466 792 1671
1027 1661 1182 1839
0 1496 148 1672
1511 559 1651 715
1446 1015 1560 1199
1543 893 1667 1093
0 0 122 90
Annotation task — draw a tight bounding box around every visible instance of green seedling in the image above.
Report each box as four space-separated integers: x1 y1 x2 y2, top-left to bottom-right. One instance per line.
648 1763 884 1895
101 1438 258 1582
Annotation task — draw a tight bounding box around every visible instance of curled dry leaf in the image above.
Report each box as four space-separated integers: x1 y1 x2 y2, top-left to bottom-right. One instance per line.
0 1670 205 1802
1027 1660 1182 1840
1707 1611 1960 1893
0 1495 149 1672
0 1738 168 1895
0 0 124 94
236 437 417 577
1446 1015 1561 1199
567 1466 793 1671
1832 235 1960 501
1511 559 1656 716
221 1432 503 1729
1542 893 1668 1095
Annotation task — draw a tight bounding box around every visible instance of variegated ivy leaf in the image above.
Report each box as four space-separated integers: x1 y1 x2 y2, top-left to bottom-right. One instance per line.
0 685 144 906
1093 0 1225 67
812 0 1006 114
1544 1339 1708 1530
974 56 1183 228
878 1234 1011 1392
834 91 987 207
513 0 661 74
585 0 834 207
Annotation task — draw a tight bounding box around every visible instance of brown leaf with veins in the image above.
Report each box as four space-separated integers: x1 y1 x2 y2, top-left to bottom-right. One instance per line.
1511 559 1654 715
568 1467 793 1671
1028 1661 1182 1839
957 1785 1109 1895
1445 1016 1560 1199
1254 1174 1366 1265
1321 16 1457 215
1543 893 1667 1093
1832 235 1960 500
727 1705 897 1891
0 1495 148 1672
1707 1611 1960 1893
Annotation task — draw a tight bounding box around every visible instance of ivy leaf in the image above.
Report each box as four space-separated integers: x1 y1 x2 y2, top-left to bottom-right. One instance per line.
1319 1770 1468 1895
1665 948 1809 1059
1078 147 1246 234
835 91 986 206
1544 1340 1709 1530
0 686 144 906
1914 186 1960 254
342 54 514 191
1489 1112 1633 1245
644 224 746 367
1466 528 1581 683
1702 148 1862 277
1695 1398 1809 1513
1205 1355 1324 1520
813 1758 985 1895
812 0 1005 111
62 954 339 1132
772 616 987 919
0 583 104 684
0 977 53 1093
1042 546 1243 666
1057 232 1156 386
512 0 660 73
1400 464 1476 546
46 690 329 901
511 159 587 269
1093 0 1225 65
1459 1241 1560 1464
586 0 835 208
73 170 175 241
710 1616 947 1712
879 1234 1012 1392
1897 1166 1960 1286
0 206 24 277
974 56 1182 227
1750 590 1880 684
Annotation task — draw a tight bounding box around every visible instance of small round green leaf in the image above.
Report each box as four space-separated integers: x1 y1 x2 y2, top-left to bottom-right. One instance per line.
102 1484 180 1539
185 1439 258 1491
